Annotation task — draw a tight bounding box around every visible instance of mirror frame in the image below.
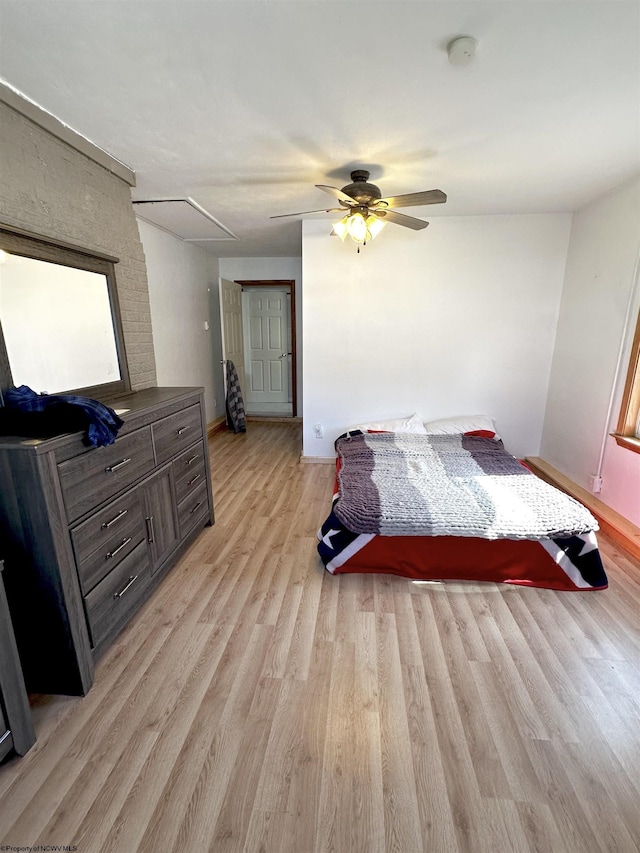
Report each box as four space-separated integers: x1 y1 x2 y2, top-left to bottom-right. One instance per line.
0 223 131 406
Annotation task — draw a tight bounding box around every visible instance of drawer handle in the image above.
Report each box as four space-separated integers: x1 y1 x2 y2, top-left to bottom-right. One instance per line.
101 508 128 529
145 515 155 544
190 500 203 515
176 426 190 436
188 473 201 487
105 457 132 473
106 537 132 559
186 454 199 466
114 575 139 599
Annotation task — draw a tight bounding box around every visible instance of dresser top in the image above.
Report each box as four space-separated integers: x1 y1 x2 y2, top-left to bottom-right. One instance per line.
0 386 204 455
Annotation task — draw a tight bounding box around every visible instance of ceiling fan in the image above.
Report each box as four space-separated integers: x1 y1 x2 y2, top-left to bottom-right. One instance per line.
271 169 447 249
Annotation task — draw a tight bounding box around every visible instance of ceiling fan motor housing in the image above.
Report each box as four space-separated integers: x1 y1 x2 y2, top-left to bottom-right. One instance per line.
340 170 382 206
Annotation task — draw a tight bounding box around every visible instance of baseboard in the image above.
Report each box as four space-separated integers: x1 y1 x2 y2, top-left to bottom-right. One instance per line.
208 415 301 436
246 415 302 424
525 457 640 562
300 455 335 464
207 416 227 438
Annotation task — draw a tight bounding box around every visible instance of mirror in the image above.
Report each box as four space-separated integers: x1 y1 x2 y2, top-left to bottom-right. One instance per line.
0 254 121 393
0 226 130 404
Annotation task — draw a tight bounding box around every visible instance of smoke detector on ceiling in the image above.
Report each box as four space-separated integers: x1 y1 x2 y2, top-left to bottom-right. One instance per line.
447 36 477 66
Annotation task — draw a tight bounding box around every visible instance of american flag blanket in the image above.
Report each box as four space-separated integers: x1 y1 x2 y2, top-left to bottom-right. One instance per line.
334 432 598 540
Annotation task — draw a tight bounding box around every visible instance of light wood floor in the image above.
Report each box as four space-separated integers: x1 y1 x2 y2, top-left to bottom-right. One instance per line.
1 421 639 853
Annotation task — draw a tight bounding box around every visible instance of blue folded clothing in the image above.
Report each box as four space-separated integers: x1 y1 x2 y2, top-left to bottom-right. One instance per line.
3 385 124 447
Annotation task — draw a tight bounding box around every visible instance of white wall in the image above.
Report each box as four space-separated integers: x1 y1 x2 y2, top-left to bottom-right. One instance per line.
302 214 572 459
541 176 640 524
137 220 223 423
219 257 303 411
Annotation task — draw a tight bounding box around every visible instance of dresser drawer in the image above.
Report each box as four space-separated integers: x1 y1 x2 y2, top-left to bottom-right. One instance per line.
71 491 146 594
0 706 10 762
173 441 207 504
152 405 202 467
58 427 155 522
71 488 145 568
0 726 12 763
177 480 209 539
84 541 151 648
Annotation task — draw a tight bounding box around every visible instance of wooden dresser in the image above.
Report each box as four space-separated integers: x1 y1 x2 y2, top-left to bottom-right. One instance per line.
0 560 36 760
0 387 214 696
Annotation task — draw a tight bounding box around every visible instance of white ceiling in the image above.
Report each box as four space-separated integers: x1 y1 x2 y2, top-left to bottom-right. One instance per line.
0 0 639 258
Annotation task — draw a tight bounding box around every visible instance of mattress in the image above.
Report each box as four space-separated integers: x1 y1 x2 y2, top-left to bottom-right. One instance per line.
317 432 608 591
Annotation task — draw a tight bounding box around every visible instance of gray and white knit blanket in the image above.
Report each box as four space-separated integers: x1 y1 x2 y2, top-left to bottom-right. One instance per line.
334 432 598 540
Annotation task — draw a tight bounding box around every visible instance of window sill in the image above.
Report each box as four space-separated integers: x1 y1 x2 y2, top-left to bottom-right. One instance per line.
612 433 640 455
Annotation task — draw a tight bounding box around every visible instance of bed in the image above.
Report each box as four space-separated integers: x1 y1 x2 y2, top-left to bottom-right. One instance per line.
317 419 608 591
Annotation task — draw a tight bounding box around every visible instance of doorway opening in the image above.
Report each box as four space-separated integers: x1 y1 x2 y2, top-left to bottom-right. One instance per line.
220 279 297 418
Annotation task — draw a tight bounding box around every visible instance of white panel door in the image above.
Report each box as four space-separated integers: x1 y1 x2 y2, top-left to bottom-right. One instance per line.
219 278 245 393
245 290 291 412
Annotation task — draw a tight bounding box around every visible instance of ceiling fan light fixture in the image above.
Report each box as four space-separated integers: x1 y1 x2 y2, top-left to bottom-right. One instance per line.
331 218 349 241
365 215 386 239
346 211 369 244
331 210 385 247
279 168 447 249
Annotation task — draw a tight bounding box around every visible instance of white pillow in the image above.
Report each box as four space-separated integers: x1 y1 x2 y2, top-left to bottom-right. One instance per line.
347 413 428 434
423 414 501 440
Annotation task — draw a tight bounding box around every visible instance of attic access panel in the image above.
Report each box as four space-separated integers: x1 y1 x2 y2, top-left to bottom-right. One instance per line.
132 198 238 241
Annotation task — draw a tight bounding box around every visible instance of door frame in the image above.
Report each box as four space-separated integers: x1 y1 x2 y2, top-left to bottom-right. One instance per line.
235 280 297 417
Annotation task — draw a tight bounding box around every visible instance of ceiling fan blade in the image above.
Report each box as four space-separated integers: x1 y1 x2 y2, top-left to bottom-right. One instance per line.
270 207 344 219
376 189 447 208
315 184 358 205
373 209 429 230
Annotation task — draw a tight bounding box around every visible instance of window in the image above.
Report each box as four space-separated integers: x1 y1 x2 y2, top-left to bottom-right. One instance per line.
615 307 640 452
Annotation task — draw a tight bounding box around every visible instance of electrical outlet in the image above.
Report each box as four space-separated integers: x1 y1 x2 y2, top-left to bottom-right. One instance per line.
314 423 324 438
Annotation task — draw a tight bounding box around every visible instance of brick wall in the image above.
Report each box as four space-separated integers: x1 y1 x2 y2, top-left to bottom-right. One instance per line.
0 102 157 389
